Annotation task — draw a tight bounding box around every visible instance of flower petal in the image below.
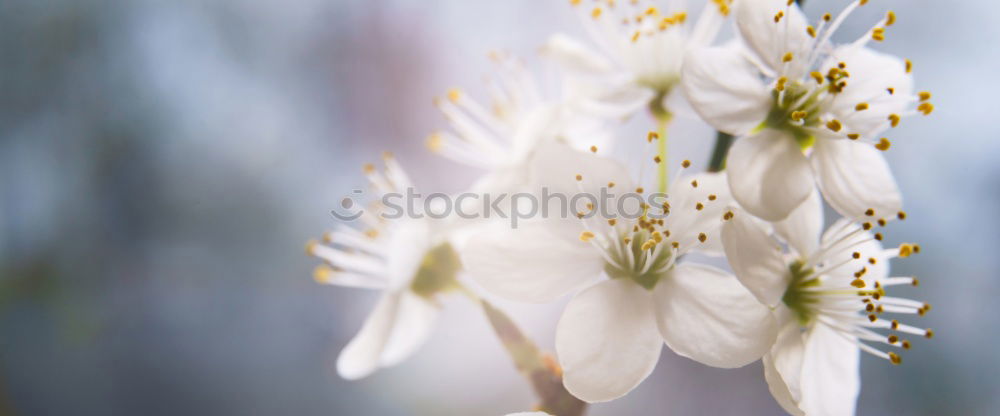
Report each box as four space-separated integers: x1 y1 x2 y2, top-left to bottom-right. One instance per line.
557 279 662 403
541 33 616 77
336 292 402 380
799 322 861 416
462 221 603 303
682 44 771 135
654 263 778 368
727 129 814 221
826 45 914 138
773 189 823 258
721 210 790 307
379 291 439 367
735 0 813 73
663 172 733 255
571 81 656 121
811 137 902 220
763 318 807 416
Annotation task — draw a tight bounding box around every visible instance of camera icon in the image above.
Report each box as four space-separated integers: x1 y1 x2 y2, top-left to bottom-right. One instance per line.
330 189 365 221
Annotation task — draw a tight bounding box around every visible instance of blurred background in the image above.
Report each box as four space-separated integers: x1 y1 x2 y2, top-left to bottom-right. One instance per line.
1 0 997 414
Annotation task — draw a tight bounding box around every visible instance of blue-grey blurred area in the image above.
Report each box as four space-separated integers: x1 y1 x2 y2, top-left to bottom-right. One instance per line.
0 0 997 415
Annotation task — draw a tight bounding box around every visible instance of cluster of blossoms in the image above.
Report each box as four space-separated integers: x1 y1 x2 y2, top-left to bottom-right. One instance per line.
307 0 935 415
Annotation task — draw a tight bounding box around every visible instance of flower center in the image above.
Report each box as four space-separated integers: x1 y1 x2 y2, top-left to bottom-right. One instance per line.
409 242 462 298
781 260 821 326
603 228 675 290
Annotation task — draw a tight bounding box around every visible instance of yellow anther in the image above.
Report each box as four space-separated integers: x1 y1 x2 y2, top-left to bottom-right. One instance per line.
774 11 784 23
645 6 658 15
608 219 617 226
811 71 824 84
826 119 843 132
791 111 807 121
851 279 866 288
782 52 793 63
648 131 659 142
362 163 375 174
580 231 596 242
671 241 680 249
653 155 662 163
590 145 598 153
682 159 691 168
652 231 663 243
897 211 907 220
918 102 934 115
698 233 707 243
305 239 319 256
852 252 861 259
872 27 885 42
636 187 644 193
707 194 717 201
723 211 734 220
905 59 913 73
575 174 583 181
570 0 581 5
364 229 379 239
695 202 704 211
847 133 860 140
607 181 615 188
868 257 878 265
807 25 816 38
889 352 901 365
776 76 787 91
426 133 443 151
878 218 887 227
888 334 899 344
823 13 832 22
863 222 873 230
889 114 901 127
874 232 884 241
855 102 869 111
641 240 656 251
912 278 920 287
313 265 333 283
919 91 932 101
860 0 869 5
591 7 603 19
886 10 896 26
925 329 934 339
887 87 895 95
901 340 911 350
875 138 891 151
899 243 915 258
690 179 699 188
631 30 641 42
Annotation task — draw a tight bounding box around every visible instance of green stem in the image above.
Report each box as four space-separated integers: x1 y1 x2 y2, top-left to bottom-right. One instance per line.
459 287 587 416
707 131 735 172
655 113 672 194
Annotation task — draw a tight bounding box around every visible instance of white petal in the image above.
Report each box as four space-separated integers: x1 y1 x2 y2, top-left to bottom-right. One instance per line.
529 139 634 201
811 138 902 220
462 221 603 303
682 44 771 135
773 189 823 258
663 172 732 255
336 292 402 380
379 291 439 367
572 81 656 120
653 263 778 368
735 0 813 73
540 33 615 76
721 211 790 307
763 319 807 416
557 279 662 403
799 322 861 416
727 129 815 221
505 413 551 416
826 46 914 138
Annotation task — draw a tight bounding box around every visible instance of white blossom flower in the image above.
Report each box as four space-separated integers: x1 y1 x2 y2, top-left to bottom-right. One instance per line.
428 52 611 194
682 0 933 221
542 0 733 117
463 141 776 402
307 154 461 380
721 192 932 415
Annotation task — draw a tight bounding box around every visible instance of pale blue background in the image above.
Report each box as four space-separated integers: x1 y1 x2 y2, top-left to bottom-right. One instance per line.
1 0 997 414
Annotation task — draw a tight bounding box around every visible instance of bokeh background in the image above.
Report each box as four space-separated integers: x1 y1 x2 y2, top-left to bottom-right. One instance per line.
1 0 997 414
